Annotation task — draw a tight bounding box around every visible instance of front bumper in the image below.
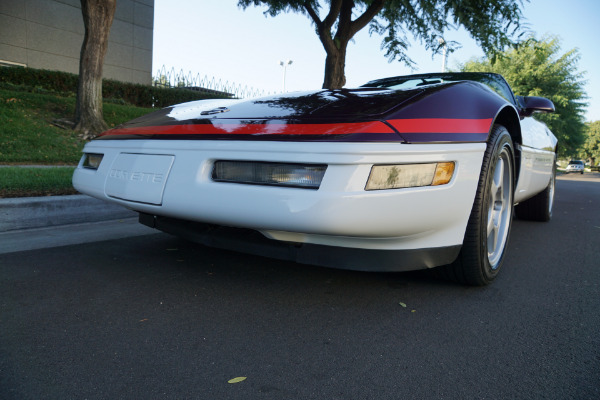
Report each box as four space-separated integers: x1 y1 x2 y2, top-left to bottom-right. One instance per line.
73 140 485 259
140 213 462 272
565 167 583 173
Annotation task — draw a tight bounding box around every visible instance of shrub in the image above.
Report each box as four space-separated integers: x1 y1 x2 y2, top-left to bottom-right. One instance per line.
0 66 232 108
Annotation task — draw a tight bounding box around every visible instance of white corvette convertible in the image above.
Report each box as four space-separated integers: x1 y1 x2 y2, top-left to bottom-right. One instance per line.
73 72 557 285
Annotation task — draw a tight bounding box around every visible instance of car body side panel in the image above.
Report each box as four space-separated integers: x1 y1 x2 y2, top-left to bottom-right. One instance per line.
514 117 557 202
514 145 555 203
519 116 557 151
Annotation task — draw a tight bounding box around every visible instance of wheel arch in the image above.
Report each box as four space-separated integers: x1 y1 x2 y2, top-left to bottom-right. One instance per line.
491 105 522 183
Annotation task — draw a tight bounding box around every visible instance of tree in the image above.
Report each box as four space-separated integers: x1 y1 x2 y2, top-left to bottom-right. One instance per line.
582 121 600 166
153 74 170 88
462 36 588 157
74 0 116 140
238 0 528 89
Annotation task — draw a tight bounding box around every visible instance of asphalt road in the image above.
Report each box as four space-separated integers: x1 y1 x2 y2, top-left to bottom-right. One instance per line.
1 173 599 400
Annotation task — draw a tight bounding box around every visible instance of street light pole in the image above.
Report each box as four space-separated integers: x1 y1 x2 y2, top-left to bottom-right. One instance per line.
279 59 293 93
437 38 448 73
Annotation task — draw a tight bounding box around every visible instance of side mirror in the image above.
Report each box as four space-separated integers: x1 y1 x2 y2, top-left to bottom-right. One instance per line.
517 95 555 117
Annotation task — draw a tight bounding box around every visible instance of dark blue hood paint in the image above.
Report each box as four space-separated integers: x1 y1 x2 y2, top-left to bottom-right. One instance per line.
97 81 514 143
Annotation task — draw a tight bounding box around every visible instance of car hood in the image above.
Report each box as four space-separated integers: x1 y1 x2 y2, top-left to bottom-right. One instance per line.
115 88 424 127
97 81 503 143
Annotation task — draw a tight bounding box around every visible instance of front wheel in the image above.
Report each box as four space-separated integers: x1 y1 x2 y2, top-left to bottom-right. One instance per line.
434 125 515 285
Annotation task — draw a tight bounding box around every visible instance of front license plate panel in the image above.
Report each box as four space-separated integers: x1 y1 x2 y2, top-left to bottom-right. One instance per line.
105 153 174 205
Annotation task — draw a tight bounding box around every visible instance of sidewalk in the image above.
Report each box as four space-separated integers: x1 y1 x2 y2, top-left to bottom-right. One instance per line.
0 217 155 254
1 164 136 232
0 193 157 254
0 194 136 232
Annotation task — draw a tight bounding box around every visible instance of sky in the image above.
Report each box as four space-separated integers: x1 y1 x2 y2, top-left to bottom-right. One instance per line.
152 0 600 122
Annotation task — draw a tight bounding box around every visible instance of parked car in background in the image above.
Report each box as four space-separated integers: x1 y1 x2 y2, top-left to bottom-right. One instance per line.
73 72 557 286
565 160 584 174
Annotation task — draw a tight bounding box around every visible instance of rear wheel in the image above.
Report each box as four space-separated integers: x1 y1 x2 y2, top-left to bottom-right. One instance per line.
515 157 556 222
434 125 515 285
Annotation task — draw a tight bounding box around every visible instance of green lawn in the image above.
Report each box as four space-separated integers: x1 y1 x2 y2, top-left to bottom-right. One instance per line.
0 166 77 198
0 86 154 197
0 86 153 164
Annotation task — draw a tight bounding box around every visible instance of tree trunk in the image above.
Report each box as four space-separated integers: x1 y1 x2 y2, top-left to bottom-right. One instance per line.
322 47 347 89
74 0 116 140
306 0 384 90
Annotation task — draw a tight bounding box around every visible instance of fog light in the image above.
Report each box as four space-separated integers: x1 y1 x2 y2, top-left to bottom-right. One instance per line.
366 162 455 190
213 161 327 189
82 153 104 169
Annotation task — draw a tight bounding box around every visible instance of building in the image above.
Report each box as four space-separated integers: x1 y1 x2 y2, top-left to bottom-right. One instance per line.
0 0 153 85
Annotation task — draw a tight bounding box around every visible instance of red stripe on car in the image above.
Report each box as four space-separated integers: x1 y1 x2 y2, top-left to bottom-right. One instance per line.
387 118 493 133
100 121 396 137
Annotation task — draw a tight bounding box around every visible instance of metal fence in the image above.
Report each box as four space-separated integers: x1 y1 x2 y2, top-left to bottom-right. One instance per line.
153 66 271 99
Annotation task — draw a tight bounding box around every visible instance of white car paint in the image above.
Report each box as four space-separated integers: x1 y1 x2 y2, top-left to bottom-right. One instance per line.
167 99 241 121
514 117 556 203
73 140 486 252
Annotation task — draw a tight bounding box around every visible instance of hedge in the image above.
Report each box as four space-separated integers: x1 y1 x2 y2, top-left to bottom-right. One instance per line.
0 66 232 108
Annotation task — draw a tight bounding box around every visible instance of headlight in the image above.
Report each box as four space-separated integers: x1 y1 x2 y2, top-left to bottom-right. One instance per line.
82 153 104 169
365 162 455 190
213 161 327 189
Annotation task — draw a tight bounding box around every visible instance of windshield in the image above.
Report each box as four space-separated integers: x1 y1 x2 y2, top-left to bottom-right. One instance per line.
362 72 517 105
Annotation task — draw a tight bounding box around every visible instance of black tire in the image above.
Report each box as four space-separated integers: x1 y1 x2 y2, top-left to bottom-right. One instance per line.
515 157 556 222
433 125 515 286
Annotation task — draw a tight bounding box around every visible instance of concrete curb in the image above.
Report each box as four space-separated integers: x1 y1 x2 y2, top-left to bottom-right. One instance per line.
0 194 136 232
